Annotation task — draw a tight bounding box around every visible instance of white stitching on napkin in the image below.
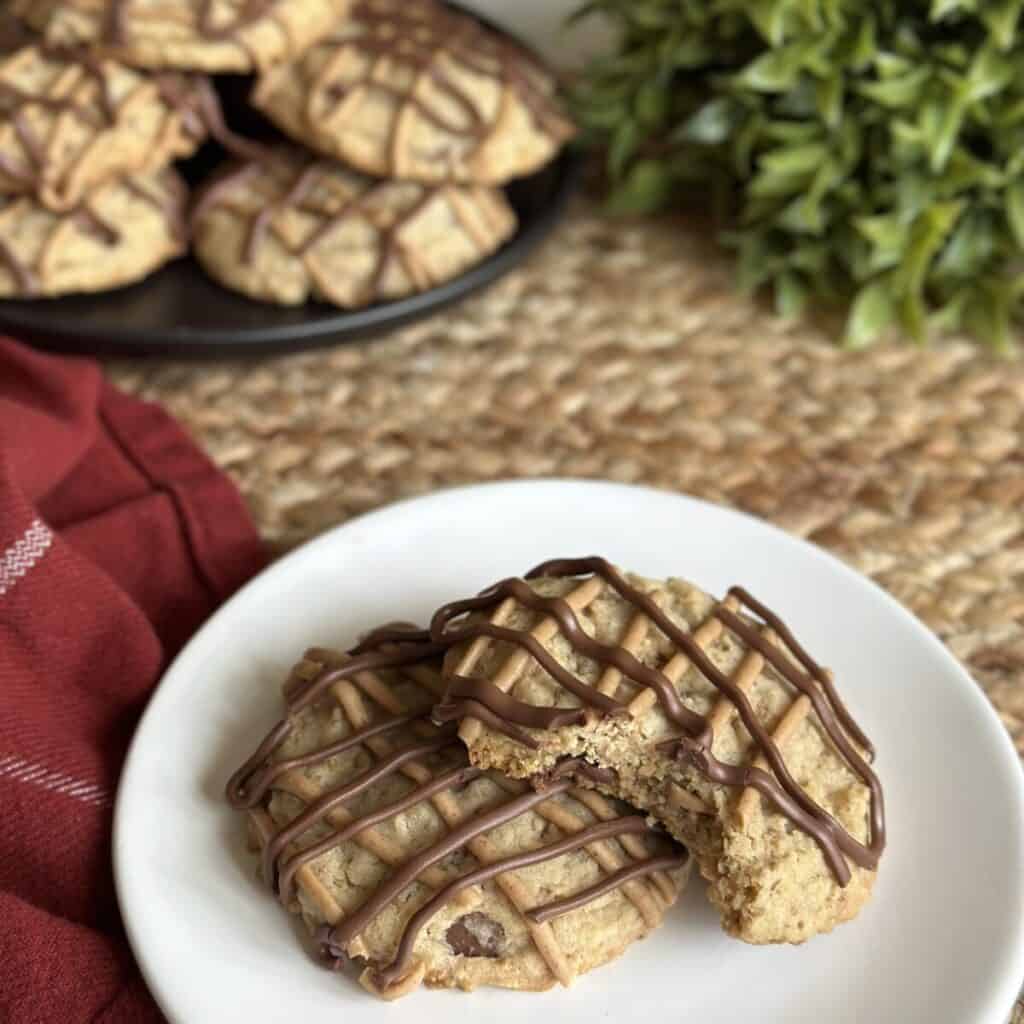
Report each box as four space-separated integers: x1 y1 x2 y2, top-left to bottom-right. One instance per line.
0 754 110 807
0 518 53 598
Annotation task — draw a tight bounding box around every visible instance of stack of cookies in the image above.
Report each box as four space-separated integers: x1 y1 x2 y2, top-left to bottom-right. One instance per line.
228 556 886 1000
2 0 574 304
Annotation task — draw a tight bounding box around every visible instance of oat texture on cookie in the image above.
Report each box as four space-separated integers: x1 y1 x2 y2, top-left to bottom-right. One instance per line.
192 145 516 308
252 0 575 184
0 165 187 296
431 556 885 944
0 40 207 210
226 630 689 999
31 0 344 72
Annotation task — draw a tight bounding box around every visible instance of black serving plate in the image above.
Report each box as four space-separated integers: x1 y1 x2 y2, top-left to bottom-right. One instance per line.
0 10 581 358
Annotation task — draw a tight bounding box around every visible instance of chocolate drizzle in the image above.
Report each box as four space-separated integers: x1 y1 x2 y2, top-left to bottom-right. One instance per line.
525 853 684 925
0 77 107 130
227 630 686 992
122 169 189 247
0 48 118 128
226 634 448 808
0 168 184 295
243 158 326 264
431 556 885 886
278 763 481 907
0 46 121 190
299 0 571 174
0 31 269 210
104 0 284 55
0 42 230 220
188 160 258 236
366 813 654 988
156 74 266 162
193 150 469 304
73 202 120 244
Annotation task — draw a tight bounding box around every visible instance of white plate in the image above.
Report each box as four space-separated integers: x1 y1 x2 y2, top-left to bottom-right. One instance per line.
114 480 1024 1024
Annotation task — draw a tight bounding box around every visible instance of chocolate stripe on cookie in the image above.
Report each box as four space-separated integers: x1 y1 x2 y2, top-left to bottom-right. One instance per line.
313 0 569 167
431 556 885 885
228 630 688 994
723 586 873 753
526 852 685 925
434 673 588 738
0 171 184 296
323 781 575 952
0 45 212 210
370 815 664 988
262 731 460 888
277 764 482 905
105 0 284 57
192 148 516 307
225 636 447 807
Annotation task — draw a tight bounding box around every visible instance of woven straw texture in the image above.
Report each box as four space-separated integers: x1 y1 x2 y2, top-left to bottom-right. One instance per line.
108 197 1024 1016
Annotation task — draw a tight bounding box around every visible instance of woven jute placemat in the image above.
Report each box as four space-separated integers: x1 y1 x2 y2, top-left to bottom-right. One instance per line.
108 195 1024 1017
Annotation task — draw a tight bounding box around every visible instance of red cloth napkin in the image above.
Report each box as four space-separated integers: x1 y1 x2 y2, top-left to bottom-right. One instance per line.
0 340 266 1023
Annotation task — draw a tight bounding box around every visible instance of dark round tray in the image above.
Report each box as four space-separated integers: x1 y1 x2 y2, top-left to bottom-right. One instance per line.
0 14 580 358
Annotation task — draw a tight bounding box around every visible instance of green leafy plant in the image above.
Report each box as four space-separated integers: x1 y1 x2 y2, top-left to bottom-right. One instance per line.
571 0 1024 350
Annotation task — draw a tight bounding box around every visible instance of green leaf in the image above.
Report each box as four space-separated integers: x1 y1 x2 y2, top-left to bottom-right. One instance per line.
625 4 673 30
964 45 1014 101
776 77 818 117
788 239 830 276
898 289 929 343
635 81 668 125
669 36 718 68
930 0 975 20
761 120 822 144
845 278 895 347
608 118 642 180
856 67 930 107
894 201 965 295
942 149 1005 192
747 0 789 45
964 281 1015 352
933 40 970 68
777 193 826 233
874 52 914 77
732 113 766 177
574 94 631 131
815 74 843 129
933 211 995 279
572 0 1024 350
929 288 970 333
795 0 824 32
980 0 1021 49
855 219 908 273
748 166 812 198
733 232 777 292
759 142 829 176
895 173 935 220
676 97 735 144
1004 182 1024 251
775 271 809 318
606 159 672 214
735 45 808 92
848 12 876 69
930 96 966 173
1007 142 1024 177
